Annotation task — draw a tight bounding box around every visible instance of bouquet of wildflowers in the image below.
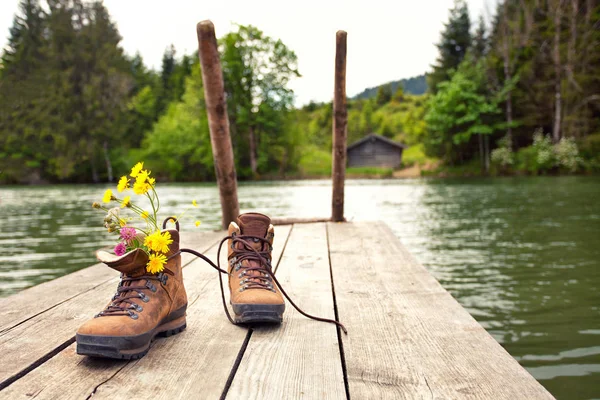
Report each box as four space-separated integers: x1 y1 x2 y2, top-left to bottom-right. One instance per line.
93 162 200 274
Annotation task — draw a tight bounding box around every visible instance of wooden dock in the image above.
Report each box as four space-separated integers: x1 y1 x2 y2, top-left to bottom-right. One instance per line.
0 222 554 399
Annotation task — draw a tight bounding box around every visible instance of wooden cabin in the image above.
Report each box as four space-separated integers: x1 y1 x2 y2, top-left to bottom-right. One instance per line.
347 133 406 169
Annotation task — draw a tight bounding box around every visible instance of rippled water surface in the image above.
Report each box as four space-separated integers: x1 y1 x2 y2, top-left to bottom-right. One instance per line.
1 177 599 399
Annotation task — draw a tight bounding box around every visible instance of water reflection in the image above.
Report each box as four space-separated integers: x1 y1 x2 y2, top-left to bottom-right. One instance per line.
1 177 599 399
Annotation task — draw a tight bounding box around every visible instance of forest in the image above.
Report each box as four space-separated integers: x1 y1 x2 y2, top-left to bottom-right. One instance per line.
0 0 599 184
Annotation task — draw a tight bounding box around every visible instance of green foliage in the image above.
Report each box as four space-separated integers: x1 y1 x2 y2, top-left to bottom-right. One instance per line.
375 84 392 105
346 167 393 178
140 67 213 181
490 135 514 170
555 137 582 173
402 144 430 167
297 146 331 176
3 0 598 183
424 57 502 164
578 133 600 171
513 130 583 174
220 25 300 178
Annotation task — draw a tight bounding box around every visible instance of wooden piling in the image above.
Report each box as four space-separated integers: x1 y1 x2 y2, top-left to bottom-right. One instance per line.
196 20 240 229
331 30 348 222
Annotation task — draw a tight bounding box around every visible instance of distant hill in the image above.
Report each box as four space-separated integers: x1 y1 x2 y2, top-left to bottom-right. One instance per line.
353 74 427 99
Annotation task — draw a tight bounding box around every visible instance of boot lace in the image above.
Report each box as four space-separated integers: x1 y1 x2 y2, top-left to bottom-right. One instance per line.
175 231 347 334
229 234 275 293
95 273 168 320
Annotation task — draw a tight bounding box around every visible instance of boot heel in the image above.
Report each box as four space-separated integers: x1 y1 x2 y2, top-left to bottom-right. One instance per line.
232 304 285 324
157 316 187 338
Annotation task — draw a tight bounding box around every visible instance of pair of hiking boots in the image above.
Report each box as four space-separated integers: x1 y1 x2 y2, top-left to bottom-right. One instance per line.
76 213 343 359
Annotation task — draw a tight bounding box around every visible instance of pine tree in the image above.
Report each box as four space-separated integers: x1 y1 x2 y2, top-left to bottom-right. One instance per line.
427 0 472 93
0 0 48 183
375 83 392 105
472 15 488 59
0 0 45 79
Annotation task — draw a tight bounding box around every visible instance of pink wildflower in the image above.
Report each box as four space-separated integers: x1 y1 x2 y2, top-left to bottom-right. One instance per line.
120 226 137 242
114 242 127 256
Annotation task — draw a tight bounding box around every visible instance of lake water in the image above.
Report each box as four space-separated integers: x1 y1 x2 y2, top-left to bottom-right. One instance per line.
1 177 599 399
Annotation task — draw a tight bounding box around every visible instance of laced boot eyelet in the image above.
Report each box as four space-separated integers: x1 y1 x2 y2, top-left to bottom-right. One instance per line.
128 310 138 320
139 293 150 303
131 304 143 312
159 273 168 285
146 281 157 292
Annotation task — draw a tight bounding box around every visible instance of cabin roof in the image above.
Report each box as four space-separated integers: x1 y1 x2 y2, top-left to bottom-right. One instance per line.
347 133 407 151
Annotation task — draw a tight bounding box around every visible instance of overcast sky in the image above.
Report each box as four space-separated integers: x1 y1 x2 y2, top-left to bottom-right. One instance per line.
0 0 495 105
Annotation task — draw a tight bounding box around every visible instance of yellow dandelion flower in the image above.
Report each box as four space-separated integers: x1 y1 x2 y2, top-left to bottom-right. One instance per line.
141 211 149 219
137 169 150 182
143 230 157 250
148 177 156 186
117 176 129 192
102 189 113 203
130 162 144 178
146 253 167 274
144 230 173 253
195 220 201 227
133 180 151 195
192 200 198 207
119 218 127 227
120 196 131 208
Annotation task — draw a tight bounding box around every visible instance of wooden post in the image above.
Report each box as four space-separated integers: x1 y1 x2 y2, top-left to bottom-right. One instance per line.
331 30 347 222
196 20 240 230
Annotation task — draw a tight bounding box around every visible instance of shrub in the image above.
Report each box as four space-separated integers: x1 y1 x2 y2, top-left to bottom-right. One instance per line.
513 129 582 174
491 135 514 170
297 146 332 176
532 129 555 170
578 133 600 171
555 137 582 172
402 144 428 167
346 166 393 177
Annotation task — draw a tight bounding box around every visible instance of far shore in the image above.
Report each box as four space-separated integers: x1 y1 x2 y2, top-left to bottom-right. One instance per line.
3 165 598 187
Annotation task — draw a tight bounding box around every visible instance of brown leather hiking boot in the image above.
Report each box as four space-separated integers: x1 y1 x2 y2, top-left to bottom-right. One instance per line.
76 229 187 359
227 213 285 323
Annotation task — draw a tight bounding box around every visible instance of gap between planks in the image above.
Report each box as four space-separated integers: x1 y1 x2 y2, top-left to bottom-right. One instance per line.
326 223 351 400
224 222 345 399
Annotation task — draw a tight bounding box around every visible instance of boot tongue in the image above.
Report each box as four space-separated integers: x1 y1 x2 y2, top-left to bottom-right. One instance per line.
96 248 149 277
237 213 270 238
236 213 270 272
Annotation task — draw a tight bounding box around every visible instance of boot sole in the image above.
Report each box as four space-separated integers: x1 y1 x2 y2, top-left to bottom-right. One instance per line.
76 305 187 360
232 303 285 324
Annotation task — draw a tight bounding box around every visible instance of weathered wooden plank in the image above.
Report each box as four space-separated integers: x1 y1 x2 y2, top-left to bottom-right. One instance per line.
271 217 330 225
0 226 292 399
227 223 345 399
0 231 219 334
0 231 223 387
328 221 554 399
